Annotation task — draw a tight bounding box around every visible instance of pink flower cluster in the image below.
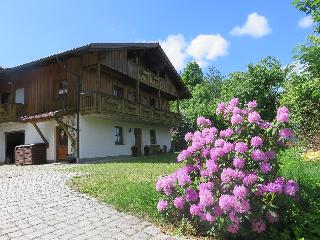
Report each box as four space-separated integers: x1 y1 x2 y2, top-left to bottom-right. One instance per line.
197 117 212 127
156 99 299 236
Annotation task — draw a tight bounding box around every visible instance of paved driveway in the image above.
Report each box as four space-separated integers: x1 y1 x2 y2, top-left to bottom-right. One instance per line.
0 164 176 240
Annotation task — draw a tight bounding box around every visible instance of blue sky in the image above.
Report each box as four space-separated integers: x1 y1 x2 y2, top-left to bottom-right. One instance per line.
0 0 314 75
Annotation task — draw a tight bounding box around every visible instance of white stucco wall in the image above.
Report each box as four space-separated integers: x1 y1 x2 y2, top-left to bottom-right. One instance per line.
79 115 171 159
0 121 57 163
0 115 172 162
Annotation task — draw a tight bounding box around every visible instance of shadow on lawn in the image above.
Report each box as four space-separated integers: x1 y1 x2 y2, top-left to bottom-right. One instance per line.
80 153 178 164
293 180 320 239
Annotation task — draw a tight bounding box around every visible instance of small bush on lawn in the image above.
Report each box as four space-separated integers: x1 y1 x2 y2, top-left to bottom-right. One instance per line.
156 98 300 239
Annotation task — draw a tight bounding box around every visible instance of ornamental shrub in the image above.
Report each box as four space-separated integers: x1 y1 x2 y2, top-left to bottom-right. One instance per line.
156 98 299 238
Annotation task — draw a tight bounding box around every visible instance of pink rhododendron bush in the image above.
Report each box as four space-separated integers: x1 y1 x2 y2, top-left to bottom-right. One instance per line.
156 99 299 238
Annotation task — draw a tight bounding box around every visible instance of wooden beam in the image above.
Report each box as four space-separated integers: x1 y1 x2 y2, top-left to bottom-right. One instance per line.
136 57 140 104
96 63 101 91
96 63 101 112
54 117 76 148
176 97 180 113
32 122 49 148
157 70 161 109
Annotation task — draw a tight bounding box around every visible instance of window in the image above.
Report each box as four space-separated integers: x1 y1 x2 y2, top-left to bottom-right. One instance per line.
58 80 68 95
142 95 149 105
128 89 136 102
0 93 10 104
113 86 124 98
15 88 25 104
149 98 156 108
114 126 124 145
150 129 157 144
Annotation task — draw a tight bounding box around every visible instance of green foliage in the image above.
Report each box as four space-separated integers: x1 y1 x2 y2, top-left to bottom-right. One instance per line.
180 80 220 128
278 148 320 239
294 35 320 78
293 0 320 33
181 61 204 89
172 62 224 150
285 35 320 147
220 56 287 121
281 75 320 143
68 154 181 225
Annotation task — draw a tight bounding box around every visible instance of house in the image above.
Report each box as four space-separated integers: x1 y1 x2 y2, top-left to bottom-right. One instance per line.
0 43 190 163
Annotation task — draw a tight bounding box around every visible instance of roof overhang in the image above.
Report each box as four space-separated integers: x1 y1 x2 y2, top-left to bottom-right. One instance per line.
3 43 191 99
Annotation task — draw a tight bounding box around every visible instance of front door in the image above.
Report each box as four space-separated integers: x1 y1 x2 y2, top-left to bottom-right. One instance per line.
5 131 25 164
56 127 68 161
134 128 142 155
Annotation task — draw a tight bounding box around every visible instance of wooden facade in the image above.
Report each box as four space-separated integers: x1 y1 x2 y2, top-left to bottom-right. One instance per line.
0 43 190 126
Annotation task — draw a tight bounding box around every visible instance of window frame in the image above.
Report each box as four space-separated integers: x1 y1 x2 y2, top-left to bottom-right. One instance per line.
127 89 137 102
58 79 68 95
113 85 124 98
150 129 157 145
114 126 124 145
15 88 25 104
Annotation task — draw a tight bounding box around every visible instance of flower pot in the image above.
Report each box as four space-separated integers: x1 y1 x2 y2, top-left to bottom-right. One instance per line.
163 145 167 153
66 154 76 163
131 146 139 157
144 145 150 156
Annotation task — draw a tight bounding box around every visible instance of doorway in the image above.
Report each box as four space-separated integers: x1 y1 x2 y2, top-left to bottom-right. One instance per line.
56 126 68 161
1 93 10 104
134 128 142 156
5 131 25 164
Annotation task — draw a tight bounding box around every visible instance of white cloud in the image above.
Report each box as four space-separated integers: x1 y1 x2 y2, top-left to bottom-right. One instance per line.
160 34 187 71
186 34 229 67
160 34 229 70
298 15 313 28
230 12 272 38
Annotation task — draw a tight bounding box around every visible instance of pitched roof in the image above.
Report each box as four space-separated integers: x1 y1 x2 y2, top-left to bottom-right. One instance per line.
4 43 190 98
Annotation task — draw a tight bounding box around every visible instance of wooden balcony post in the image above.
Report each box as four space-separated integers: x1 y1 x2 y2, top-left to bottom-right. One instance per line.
122 98 125 113
95 63 102 113
11 103 17 120
136 79 140 104
157 70 161 110
9 80 15 105
93 93 97 112
177 97 180 113
136 57 139 77
96 63 101 91
97 92 101 113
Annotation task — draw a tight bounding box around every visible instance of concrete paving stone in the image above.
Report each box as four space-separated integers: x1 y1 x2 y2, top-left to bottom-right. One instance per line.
24 230 43 239
122 228 136 236
0 164 182 240
7 231 23 238
143 226 162 236
20 227 36 235
112 232 129 240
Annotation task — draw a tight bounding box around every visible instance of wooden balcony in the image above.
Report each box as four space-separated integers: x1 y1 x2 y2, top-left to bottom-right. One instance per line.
0 103 27 124
128 61 170 93
80 93 181 126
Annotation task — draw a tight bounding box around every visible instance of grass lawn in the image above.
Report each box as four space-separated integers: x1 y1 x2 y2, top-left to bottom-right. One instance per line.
278 148 320 239
68 149 320 238
68 154 181 225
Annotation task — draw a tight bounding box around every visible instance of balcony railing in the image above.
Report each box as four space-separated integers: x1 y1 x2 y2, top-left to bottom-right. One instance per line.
128 60 168 92
0 103 27 123
80 93 181 125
